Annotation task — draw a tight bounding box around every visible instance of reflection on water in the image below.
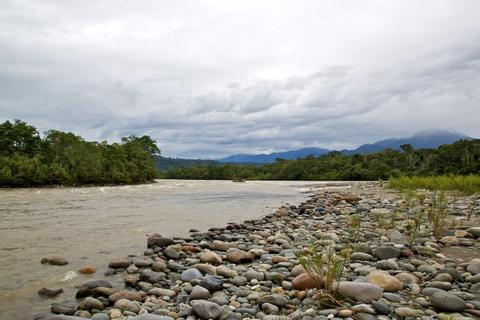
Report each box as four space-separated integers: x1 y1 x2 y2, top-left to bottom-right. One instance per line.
0 179 320 319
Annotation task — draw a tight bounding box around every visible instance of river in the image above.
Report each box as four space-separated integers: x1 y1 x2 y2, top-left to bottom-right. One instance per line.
0 180 321 319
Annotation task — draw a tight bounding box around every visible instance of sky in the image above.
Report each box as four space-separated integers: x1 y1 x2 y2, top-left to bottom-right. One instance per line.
1 0 479 159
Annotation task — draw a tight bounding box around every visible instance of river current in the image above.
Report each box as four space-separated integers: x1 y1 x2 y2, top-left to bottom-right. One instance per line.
0 180 319 319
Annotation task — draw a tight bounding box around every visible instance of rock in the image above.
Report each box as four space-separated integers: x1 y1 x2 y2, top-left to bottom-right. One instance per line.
337 281 383 303
113 298 140 313
151 260 167 272
366 271 403 292
210 240 234 251
140 269 164 283
76 280 112 298
38 287 63 297
431 291 466 312
257 294 289 306
466 227 480 238
163 248 180 259
191 300 222 319
387 229 406 244
181 268 204 282
189 285 211 300
439 236 460 246
90 313 109 320
148 288 176 297
108 290 143 303
395 272 420 284
199 250 222 265
192 263 217 275
371 301 391 315
374 246 401 260
78 266 96 274
467 259 480 275
225 249 255 264
216 265 238 278
244 269 265 281
80 297 104 310
262 302 280 314
147 233 174 248
51 300 77 315
199 275 223 291
395 307 419 317
131 315 175 320
41 256 68 266
292 273 318 290
108 260 130 269
351 252 375 261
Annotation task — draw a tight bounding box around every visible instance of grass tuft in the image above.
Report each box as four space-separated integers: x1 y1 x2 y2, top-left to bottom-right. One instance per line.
389 175 480 194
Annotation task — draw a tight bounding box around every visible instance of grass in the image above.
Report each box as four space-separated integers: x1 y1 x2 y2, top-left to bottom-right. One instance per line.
297 240 350 306
389 175 480 194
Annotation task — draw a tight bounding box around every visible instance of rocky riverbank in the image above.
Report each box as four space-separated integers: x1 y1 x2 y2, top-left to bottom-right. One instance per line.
36 183 480 320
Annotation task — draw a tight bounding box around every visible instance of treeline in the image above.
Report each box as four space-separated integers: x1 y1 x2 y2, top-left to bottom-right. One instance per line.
0 120 160 187
163 139 480 180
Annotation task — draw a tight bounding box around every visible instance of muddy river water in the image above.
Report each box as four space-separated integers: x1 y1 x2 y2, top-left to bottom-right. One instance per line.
0 180 327 319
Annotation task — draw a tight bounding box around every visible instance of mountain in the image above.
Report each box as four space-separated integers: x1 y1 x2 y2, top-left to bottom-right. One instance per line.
155 155 219 171
218 129 473 164
218 147 330 164
343 129 473 155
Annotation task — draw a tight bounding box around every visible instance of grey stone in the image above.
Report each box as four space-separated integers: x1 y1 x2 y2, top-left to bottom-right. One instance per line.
431 291 466 312
191 300 222 319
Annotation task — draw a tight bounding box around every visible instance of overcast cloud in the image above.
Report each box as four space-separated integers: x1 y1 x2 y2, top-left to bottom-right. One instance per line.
1 0 479 158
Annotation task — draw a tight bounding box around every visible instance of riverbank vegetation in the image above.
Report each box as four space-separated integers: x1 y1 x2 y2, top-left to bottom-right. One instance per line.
389 175 480 194
163 139 480 182
0 120 159 187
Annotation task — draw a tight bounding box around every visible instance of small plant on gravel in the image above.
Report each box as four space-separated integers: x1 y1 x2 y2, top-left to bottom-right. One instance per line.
348 214 362 242
428 190 450 237
297 241 350 306
466 202 475 221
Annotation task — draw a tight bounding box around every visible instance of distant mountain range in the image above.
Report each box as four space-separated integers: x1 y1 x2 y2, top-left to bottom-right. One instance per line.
218 129 473 164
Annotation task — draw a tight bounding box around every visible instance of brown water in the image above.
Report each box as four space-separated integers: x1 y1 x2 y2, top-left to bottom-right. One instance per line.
0 179 318 319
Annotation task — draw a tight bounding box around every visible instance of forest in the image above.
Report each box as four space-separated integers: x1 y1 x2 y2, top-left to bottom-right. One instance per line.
162 139 480 181
0 120 159 186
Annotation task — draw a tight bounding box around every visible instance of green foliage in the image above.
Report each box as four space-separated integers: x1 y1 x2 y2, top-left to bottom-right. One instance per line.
389 175 480 194
297 241 350 305
0 120 160 187
165 139 480 183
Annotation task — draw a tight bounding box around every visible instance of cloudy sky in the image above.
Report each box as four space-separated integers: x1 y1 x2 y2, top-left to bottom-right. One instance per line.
1 0 479 158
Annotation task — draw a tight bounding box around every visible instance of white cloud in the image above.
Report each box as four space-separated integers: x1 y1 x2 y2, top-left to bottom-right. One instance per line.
0 0 479 158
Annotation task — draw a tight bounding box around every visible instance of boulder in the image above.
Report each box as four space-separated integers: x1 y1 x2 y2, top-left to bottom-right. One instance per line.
147 233 174 248
337 281 383 303
366 271 403 292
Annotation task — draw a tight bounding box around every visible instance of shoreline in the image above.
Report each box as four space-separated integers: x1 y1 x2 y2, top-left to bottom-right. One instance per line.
35 182 480 320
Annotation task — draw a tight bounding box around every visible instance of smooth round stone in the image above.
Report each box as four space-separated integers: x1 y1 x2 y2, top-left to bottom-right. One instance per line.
180 268 203 282
395 307 419 317
190 300 222 319
261 302 280 314
189 285 211 300
371 301 391 315
91 313 109 320
431 291 466 312
374 246 401 260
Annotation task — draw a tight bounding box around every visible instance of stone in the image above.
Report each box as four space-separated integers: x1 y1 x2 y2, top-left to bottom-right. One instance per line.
199 275 223 291
131 315 175 320
395 307 419 317
262 302 280 314
292 273 318 290
51 300 77 315
257 294 289 306
226 249 255 264
366 271 403 292
431 291 466 312
210 240 234 251
216 265 238 278
148 288 176 297
337 281 383 303
76 280 112 298
374 246 401 260
199 250 223 265
147 233 174 248
140 269 164 283
387 229 406 244
371 301 391 315
189 285 211 300
41 256 68 266
439 236 460 246
78 266 96 274
108 260 131 269
192 263 217 275
244 269 265 281
351 252 375 261
38 287 63 297
163 248 180 259
109 290 143 303
181 268 204 282
80 297 104 311
466 227 480 238
467 259 480 275
113 298 140 313
191 300 222 319
151 260 167 272
91 313 109 320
